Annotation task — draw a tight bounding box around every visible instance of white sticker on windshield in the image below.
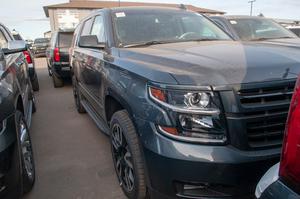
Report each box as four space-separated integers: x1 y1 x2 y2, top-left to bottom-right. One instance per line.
116 12 126 18
230 20 237 24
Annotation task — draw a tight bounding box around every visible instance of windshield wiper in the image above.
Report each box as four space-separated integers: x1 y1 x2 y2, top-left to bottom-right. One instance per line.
123 40 171 48
187 38 220 42
251 36 294 41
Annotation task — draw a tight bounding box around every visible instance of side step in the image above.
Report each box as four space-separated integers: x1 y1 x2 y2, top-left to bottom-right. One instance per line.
26 101 33 128
80 100 110 135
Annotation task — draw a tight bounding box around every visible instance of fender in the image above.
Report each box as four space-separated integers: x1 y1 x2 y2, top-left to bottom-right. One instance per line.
105 87 134 121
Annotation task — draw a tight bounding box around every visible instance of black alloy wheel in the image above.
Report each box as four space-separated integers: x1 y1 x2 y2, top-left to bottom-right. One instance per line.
111 123 135 192
110 110 146 199
15 111 35 193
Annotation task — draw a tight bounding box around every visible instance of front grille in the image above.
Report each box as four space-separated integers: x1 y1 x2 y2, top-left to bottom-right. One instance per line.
237 80 296 149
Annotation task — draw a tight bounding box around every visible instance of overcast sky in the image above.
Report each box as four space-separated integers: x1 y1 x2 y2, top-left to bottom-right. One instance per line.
1 0 299 39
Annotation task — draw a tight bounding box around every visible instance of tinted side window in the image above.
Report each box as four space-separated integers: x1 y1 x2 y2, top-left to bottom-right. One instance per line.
213 19 227 31
72 25 81 47
81 18 93 36
91 15 105 42
0 30 7 48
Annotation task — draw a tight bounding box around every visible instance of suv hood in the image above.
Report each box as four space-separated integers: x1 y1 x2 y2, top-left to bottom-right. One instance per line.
119 41 300 86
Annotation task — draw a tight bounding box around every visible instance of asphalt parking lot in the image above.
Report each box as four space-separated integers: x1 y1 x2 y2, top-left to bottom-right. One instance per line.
24 58 124 199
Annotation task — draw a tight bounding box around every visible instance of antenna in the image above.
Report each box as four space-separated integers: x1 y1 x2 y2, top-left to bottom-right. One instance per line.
178 4 187 10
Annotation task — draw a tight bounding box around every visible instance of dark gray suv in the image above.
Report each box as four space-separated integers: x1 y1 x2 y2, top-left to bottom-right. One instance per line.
70 7 300 199
0 23 36 198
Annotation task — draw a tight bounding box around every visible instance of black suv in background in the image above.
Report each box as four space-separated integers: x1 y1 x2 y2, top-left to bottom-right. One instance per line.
210 16 300 46
71 7 300 199
32 37 49 57
46 30 74 87
0 23 35 198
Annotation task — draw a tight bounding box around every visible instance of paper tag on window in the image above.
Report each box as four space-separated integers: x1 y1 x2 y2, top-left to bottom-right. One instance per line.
230 20 237 25
116 12 126 18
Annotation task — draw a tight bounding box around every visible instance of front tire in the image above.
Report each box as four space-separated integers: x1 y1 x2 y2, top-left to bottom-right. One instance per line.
110 110 146 199
31 73 40 92
15 111 35 194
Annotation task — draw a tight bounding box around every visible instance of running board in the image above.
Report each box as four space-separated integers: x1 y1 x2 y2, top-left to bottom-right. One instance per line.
80 100 110 135
26 101 33 128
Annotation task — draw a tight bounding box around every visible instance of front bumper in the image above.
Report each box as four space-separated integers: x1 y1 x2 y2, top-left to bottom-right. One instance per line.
134 117 280 198
258 180 299 199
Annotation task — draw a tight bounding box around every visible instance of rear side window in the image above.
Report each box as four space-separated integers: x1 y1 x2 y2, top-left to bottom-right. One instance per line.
81 18 93 36
58 32 74 47
0 30 7 48
91 15 105 42
13 34 22 41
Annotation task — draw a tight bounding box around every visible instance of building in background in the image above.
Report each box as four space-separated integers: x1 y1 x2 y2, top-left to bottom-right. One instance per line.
44 0 225 32
44 31 52 38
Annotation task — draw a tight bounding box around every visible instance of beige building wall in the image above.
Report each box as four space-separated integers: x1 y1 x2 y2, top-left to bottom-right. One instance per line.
48 8 95 32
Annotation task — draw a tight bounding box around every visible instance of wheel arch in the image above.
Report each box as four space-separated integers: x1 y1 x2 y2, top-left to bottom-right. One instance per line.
104 89 134 125
15 94 24 115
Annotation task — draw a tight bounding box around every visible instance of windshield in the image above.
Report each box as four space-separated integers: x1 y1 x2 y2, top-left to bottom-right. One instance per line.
34 38 50 44
228 18 297 41
112 10 231 47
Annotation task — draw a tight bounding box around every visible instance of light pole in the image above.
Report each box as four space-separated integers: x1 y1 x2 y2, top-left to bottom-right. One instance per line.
248 0 256 16
119 0 121 7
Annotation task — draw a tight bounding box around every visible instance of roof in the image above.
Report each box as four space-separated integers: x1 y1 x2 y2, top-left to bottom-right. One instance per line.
43 1 225 17
211 15 265 20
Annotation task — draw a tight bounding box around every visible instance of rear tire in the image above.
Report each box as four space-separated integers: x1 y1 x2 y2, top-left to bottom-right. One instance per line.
110 110 146 199
15 111 35 194
52 71 64 88
31 74 39 91
72 76 86 113
47 62 52 76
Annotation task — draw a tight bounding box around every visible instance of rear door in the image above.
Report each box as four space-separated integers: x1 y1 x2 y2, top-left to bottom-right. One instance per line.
75 17 100 109
46 32 56 67
0 26 30 120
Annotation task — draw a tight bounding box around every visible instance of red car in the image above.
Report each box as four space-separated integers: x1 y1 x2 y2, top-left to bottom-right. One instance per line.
256 75 300 198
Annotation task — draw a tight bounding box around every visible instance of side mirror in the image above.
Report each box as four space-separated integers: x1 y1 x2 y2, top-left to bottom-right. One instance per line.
79 35 105 49
2 40 27 55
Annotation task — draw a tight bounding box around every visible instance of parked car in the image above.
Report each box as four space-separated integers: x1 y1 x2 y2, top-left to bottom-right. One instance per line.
46 30 74 87
12 32 40 91
32 37 49 57
288 26 300 37
0 23 36 198
25 39 34 50
210 16 300 46
71 7 300 199
256 75 300 199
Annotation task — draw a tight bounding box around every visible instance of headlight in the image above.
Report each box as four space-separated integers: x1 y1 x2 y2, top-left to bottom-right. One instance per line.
149 86 226 143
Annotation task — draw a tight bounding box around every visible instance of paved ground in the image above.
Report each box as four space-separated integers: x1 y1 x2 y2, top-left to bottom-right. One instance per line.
24 58 124 199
